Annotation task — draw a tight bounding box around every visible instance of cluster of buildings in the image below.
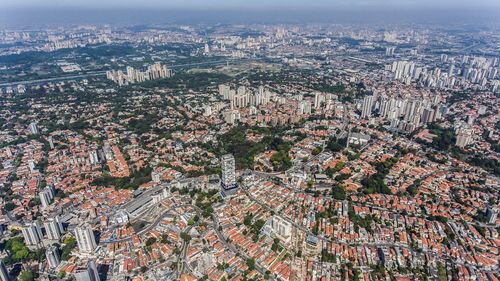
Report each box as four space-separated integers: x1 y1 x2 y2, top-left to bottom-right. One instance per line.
360 93 447 132
0 25 112 56
0 23 499 281
387 55 499 92
106 62 172 86
219 84 274 109
18 215 100 278
218 83 345 127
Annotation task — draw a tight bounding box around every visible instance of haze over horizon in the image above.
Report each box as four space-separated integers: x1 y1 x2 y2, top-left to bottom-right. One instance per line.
1 0 500 27
2 0 500 9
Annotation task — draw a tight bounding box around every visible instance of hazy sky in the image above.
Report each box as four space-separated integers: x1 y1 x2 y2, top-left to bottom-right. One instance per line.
2 0 500 9
1 0 499 27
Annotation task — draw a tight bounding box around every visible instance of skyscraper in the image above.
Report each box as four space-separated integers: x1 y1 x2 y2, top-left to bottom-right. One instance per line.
45 245 60 270
74 223 97 254
21 221 43 246
44 215 64 240
0 260 10 281
220 154 237 196
361 96 374 119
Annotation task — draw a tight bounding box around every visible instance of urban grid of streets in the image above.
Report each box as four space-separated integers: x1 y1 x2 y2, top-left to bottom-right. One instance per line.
0 20 499 281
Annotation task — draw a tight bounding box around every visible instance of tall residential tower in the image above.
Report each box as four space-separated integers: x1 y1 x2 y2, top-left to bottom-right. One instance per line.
221 154 238 196
74 223 97 254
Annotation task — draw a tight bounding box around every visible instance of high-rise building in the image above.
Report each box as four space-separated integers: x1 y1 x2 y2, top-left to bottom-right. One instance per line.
232 92 249 108
147 62 172 80
361 96 374 119
237 86 246 96
48 136 55 149
74 260 100 281
46 245 60 270
21 221 43 246
27 159 36 173
39 186 54 209
220 154 237 196
422 108 435 124
218 84 231 99
44 215 64 240
74 223 97 254
486 206 498 224
89 150 100 165
0 260 10 281
203 105 212 117
404 100 420 122
28 122 39 135
297 100 312 115
455 127 473 148
271 216 292 242
108 63 171 85
314 92 324 109
342 200 349 218
223 110 240 125
126 66 136 81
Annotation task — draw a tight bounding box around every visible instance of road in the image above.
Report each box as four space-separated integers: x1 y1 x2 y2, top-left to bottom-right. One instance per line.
0 58 250 87
241 183 410 248
176 205 202 279
0 71 107 87
241 179 500 273
100 203 192 244
211 214 271 278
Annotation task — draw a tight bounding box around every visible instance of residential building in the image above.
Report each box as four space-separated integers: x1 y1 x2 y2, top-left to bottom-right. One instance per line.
74 223 97 254
46 245 60 270
221 154 237 196
21 221 43 246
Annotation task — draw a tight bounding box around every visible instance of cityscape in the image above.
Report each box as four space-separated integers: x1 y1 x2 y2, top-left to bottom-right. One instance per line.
0 1 499 281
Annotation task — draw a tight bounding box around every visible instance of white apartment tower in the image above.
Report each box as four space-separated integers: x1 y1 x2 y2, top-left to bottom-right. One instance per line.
220 154 237 196
46 245 60 269
28 122 39 135
21 221 43 246
74 223 97 254
271 215 292 242
39 185 55 209
44 216 64 240
219 84 231 100
361 96 374 119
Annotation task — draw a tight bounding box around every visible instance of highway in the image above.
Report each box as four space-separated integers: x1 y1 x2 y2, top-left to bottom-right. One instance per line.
0 58 250 87
0 71 107 87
